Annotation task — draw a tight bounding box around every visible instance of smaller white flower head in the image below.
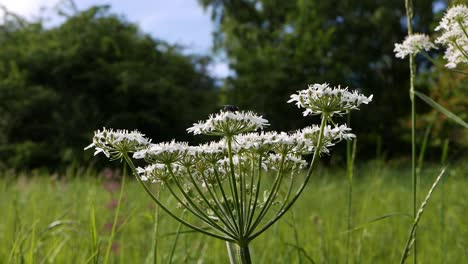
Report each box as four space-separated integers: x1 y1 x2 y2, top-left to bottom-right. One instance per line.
234 131 278 154
394 33 436 59
85 128 150 159
187 110 269 136
288 83 373 117
298 124 355 154
136 164 167 182
195 141 227 164
434 4 468 68
134 140 189 164
263 153 308 172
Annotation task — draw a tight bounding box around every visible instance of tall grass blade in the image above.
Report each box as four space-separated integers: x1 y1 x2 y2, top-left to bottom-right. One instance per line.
152 190 161 264
400 167 447 264
89 199 99 264
340 212 411 235
28 220 37 264
168 211 185 263
103 164 127 264
414 91 468 129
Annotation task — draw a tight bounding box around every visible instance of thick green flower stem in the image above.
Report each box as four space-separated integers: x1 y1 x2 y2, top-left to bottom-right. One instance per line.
236 244 251 264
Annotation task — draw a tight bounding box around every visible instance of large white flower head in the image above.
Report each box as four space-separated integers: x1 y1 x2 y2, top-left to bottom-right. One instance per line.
187 110 269 137
394 33 436 59
288 83 373 117
85 128 150 159
434 4 468 68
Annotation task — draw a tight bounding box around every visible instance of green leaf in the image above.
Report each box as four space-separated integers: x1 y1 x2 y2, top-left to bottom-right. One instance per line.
414 90 468 129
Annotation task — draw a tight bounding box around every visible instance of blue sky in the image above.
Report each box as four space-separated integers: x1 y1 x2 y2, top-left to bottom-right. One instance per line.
0 0 229 77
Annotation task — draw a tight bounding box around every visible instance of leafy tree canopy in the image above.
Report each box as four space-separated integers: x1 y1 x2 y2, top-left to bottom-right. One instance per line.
0 5 218 169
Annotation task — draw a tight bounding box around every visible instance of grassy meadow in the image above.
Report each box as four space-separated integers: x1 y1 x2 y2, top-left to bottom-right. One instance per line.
1 160 467 263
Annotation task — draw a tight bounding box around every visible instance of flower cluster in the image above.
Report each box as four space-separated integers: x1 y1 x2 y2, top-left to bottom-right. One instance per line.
435 4 468 68
393 34 436 59
86 82 372 250
288 83 373 117
85 128 150 159
393 4 468 69
187 110 269 136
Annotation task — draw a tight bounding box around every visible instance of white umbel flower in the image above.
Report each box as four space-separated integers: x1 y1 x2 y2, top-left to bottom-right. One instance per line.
394 33 436 59
298 124 355 154
434 4 468 68
134 140 189 164
288 83 373 117
85 128 150 159
187 110 269 136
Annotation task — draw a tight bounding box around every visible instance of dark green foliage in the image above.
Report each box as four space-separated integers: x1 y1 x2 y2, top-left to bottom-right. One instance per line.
0 6 218 169
198 0 439 157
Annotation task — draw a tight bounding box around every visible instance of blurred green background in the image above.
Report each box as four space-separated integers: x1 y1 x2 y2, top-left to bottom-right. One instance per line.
0 0 466 170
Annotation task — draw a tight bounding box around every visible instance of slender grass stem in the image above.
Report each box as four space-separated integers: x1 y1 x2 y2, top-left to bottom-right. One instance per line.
404 0 417 262
226 241 237 264
103 163 126 264
400 168 446 264
346 112 356 264
168 211 185 263
151 189 160 264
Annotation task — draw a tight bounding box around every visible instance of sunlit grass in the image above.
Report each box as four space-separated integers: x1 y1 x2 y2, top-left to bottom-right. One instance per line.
1 161 466 263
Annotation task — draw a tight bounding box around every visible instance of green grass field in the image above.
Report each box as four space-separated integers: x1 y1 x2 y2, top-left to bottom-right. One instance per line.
1 160 467 263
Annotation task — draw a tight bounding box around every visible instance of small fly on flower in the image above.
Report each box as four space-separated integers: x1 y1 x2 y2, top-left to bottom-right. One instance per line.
222 105 239 112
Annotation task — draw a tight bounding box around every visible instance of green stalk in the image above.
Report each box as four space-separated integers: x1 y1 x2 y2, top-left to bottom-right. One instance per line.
122 153 236 242
165 166 234 236
168 211 185 263
89 198 99 264
227 136 244 237
245 156 264 230
404 0 417 262
439 139 449 264
249 114 328 240
226 241 237 264
400 168 446 264
151 189 160 264
103 163 126 264
420 51 468 75
247 153 287 235
212 166 241 233
185 168 238 235
236 244 252 264
346 112 356 264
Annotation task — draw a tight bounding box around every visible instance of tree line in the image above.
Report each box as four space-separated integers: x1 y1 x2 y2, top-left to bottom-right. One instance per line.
0 1 465 170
